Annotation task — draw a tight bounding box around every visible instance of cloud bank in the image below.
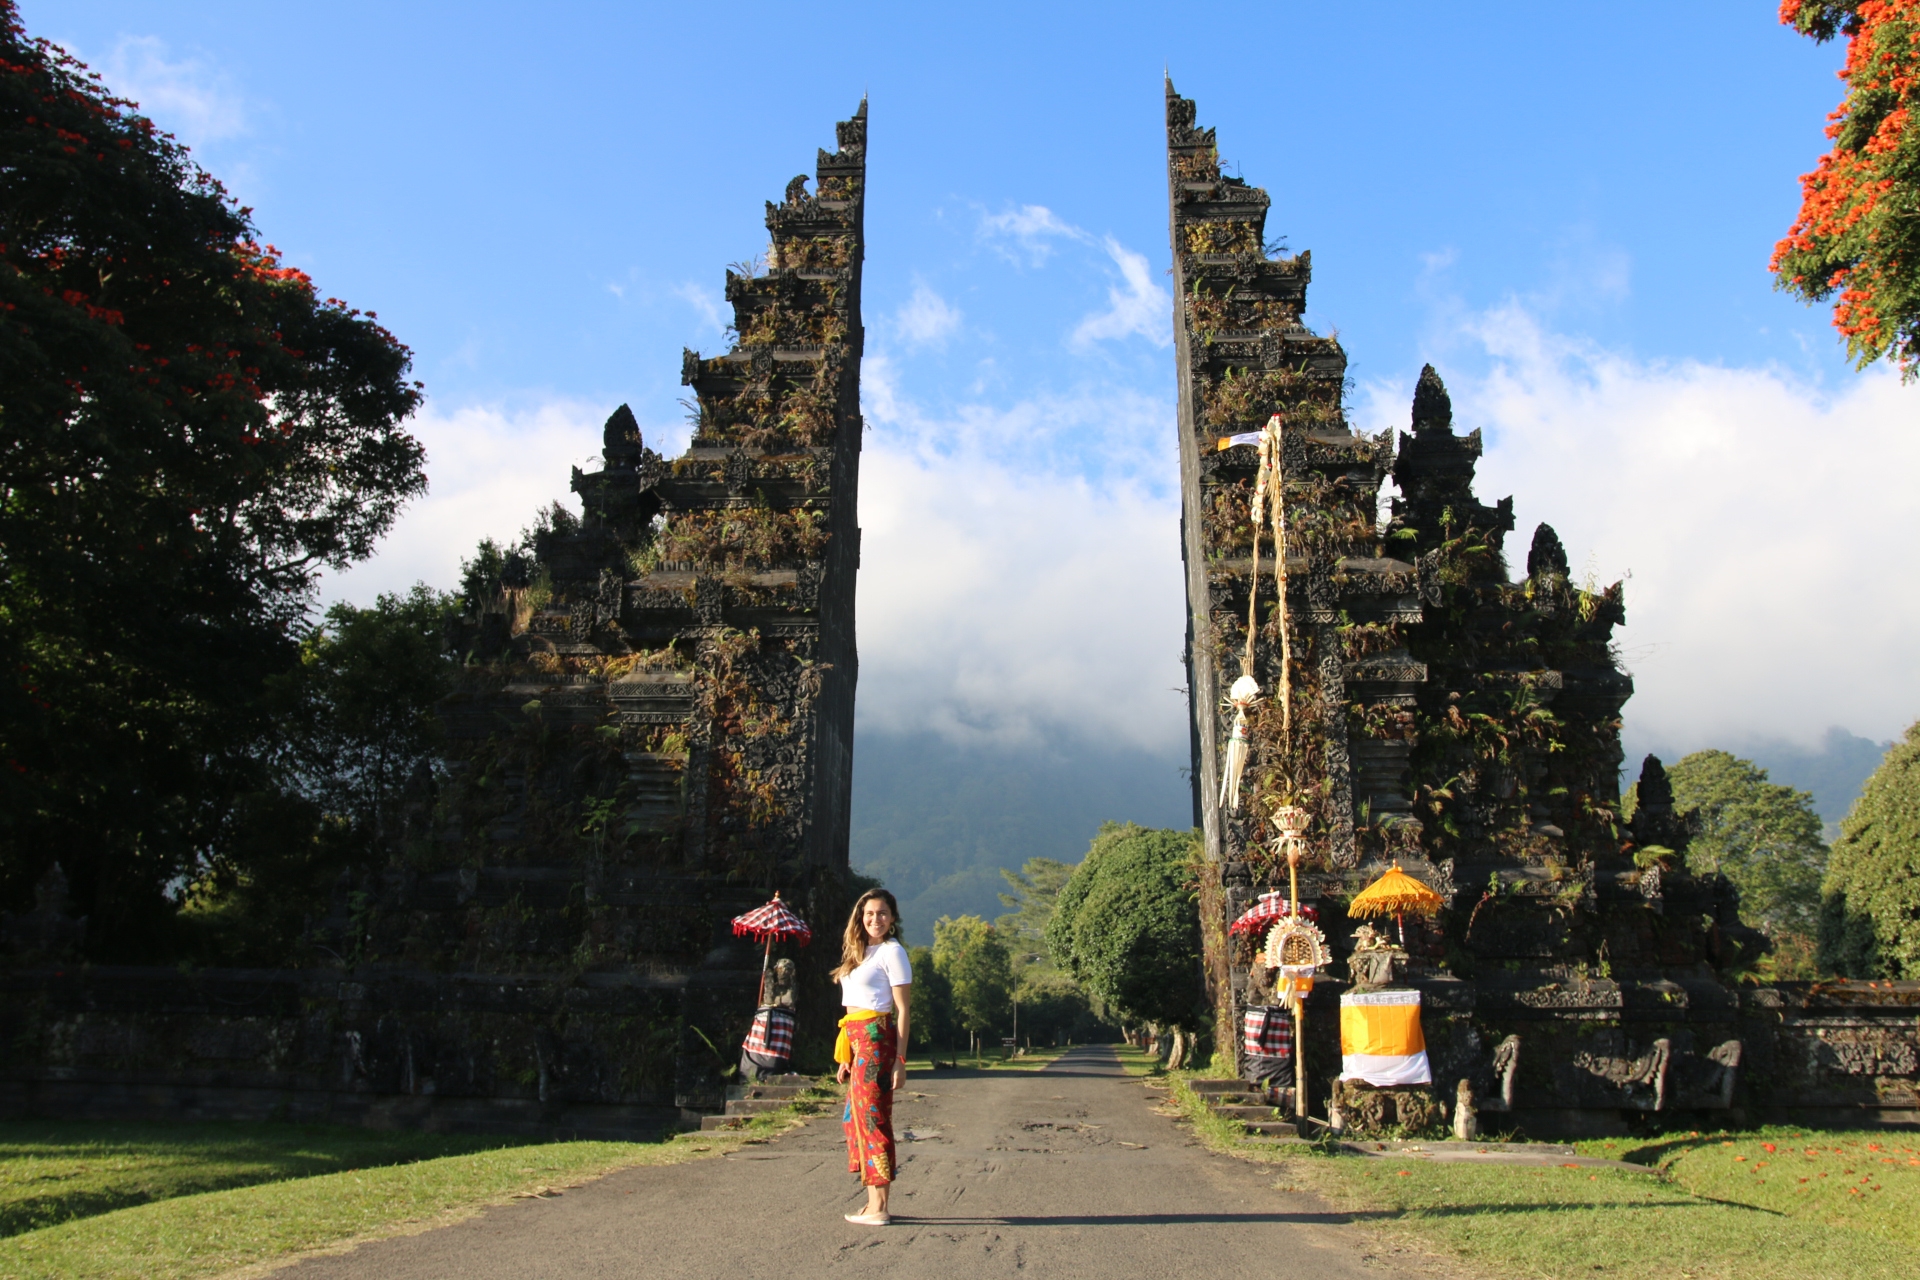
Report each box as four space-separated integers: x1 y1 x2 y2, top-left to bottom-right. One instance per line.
854 371 1185 753
322 400 661 605
324 301 1919 768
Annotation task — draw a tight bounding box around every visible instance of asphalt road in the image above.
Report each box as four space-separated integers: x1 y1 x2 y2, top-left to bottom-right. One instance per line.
281 1046 1438 1279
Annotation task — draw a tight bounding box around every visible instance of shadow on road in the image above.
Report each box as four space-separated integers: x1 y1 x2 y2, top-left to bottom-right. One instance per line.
891 1212 1354 1227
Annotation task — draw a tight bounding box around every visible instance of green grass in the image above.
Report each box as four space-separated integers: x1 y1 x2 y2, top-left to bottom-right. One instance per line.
0 1121 517 1239
1156 1070 1920 1279
902 1044 1075 1074
0 1090 831 1280
1580 1127 1920 1248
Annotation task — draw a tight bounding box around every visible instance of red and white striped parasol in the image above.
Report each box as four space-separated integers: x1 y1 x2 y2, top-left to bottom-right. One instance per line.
732 892 812 1006
1229 891 1317 936
732 892 813 945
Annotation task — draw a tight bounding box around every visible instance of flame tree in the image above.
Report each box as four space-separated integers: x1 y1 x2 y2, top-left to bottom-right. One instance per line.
1773 1 1920 378
0 1 426 954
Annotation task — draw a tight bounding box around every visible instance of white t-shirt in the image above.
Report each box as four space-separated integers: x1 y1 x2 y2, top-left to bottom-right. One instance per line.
840 939 912 1011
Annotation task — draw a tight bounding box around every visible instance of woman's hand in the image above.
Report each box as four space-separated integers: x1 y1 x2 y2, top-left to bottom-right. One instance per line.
836 1062 851 1085
889 984 911 1091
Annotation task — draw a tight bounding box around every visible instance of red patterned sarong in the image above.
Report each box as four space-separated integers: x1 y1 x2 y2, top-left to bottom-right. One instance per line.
841 1013 897 1187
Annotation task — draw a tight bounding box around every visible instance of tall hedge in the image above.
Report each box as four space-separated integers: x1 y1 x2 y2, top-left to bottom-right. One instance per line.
1820 721 1920 977
1045 823 1204 1030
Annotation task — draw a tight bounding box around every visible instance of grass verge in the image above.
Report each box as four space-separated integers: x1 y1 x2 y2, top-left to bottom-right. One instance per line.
0 1087 832 1280
901 1045 1075 1074
1154 1069 1920 1280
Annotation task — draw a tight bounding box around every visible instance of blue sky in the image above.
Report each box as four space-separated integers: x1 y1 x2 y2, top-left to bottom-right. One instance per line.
35 1 1920 772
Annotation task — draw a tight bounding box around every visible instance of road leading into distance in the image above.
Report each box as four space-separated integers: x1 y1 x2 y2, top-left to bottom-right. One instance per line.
281 1046 1439 1279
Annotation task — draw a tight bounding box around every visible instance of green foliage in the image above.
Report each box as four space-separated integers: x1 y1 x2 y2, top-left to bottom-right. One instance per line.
1821 720 1920 977
932 914 1012 1039
179 588 460 962
1664 751 1828 945
904 945 954 1050
0 5 426 955
281 587 461 836
1046 823 1205 1030
995 857 1074 951
1774 1 1920 377
1783 1 1865 42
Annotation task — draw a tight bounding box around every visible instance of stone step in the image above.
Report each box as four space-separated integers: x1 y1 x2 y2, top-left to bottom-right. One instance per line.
1201 1093 1266 1108
699 1114 751 1131
1188 1078 1260 1095
741 1083 807 1100
1244 1119 1304 1137
723 1097 794 1116
1207 1103 1281 1121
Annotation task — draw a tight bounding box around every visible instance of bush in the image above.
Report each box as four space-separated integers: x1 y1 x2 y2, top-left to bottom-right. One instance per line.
1046 823 1205 1032
1821 722 1920 977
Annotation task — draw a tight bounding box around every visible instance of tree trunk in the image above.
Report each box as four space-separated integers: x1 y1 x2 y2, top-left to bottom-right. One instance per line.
1167 1026 1188 1071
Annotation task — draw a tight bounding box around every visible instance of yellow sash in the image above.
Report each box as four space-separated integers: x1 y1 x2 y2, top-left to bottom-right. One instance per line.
833 1009 888 1066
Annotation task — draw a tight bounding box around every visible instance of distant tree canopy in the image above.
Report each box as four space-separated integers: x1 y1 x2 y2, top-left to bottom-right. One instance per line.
1046 823 1204 1032
1821 721 1920 977
933 914 1013 1045
995 857 1074 955
995 856 1110 1045
1774 1 1920 378
905 944 953 1051
1663 751 1829 945
0 2 427 954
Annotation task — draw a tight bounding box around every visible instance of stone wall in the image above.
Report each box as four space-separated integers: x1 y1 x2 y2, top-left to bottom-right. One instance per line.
1 965 691 1136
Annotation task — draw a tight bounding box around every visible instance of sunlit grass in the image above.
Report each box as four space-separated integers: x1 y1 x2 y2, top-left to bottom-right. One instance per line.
902 1044 1076 1074
0 1122 515 1240
0 1092 827 1280
1579 1126 1920 1248
1156 1070 1920 1279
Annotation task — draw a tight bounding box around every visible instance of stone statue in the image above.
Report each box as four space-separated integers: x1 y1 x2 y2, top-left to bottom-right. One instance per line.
1346 923 1401 989
1452 1078 1478 1140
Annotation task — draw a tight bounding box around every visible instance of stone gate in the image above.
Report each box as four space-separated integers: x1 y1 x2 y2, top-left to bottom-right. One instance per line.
1166 81 1919 1134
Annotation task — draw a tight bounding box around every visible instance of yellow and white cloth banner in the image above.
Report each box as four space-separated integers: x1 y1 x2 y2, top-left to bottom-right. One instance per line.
1339 989 1431 1086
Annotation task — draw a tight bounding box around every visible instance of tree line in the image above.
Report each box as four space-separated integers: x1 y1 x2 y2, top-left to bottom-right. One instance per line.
905 823 1210 1066
1634 740 1920 982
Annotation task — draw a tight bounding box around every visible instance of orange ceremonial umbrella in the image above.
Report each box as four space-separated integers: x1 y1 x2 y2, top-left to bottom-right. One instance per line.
1347 862 1445 943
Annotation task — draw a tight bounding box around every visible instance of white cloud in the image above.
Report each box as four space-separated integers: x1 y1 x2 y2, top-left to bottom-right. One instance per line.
1356 303 1920 751
979 203 1089 264
672 282 728 333
893 280 962 348
319 302 1920 780
98 35 248 147
856 435 1186 754
1071 236 1172 350
320 400 690 607
857 372 1185 752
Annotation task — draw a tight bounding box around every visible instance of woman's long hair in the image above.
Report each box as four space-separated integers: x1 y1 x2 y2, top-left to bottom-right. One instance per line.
831 888 902 980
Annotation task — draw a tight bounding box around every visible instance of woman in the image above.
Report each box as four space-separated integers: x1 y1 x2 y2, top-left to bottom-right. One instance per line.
831 888 911 1226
